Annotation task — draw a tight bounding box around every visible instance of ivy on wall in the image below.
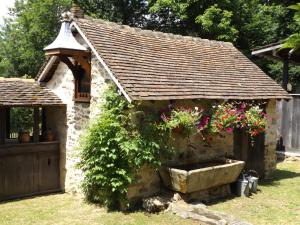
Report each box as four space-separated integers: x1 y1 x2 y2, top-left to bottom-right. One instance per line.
78 85 172 209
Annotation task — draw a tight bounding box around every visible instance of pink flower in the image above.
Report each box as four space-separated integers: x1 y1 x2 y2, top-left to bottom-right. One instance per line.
198 116 210 129
260 111 267 116
226 127 233 134
161 113 169 122
239 114 245 120
240 102 247 109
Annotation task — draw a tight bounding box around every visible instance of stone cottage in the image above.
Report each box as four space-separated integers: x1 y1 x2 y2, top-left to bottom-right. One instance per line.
34 6 290 202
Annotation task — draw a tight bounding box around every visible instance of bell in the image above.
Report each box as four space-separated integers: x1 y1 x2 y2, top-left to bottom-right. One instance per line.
44 12 87 56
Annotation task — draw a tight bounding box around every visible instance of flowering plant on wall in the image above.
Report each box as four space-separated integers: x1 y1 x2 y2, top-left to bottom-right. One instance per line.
245 106 268 137
160 102 269 141
161 106 202 137
210 103 242 135
205 102 269 140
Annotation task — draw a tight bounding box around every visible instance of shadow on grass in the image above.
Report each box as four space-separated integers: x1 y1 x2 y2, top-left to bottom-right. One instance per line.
207 168 300 206
205 194 237 206
0 191 64 205
260 169 300 187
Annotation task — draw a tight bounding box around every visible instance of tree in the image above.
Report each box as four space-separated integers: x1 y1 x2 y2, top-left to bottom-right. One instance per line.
195 4 238 42
0 0 70 77
283 3 300 51
149 0 300 88
75 0 149 27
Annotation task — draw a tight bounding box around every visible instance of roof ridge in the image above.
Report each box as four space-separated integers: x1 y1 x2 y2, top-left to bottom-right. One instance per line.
77 17 234 48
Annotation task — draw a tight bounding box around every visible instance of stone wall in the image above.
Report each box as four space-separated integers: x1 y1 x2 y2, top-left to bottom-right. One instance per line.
127 99 279 201
264 99 278 178
44 106 67 188
143 99 234 164
127 165 161 203
126 99 234 202
45 55 109 193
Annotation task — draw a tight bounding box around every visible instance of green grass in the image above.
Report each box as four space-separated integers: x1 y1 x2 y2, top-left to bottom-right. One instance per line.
0 193 197 225
0 161 299 225
209 161 300 225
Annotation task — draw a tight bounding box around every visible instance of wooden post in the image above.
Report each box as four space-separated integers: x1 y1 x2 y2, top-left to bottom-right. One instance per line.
6 108 10 139
283 58 289 91
0 107 6 144
42 107 47 133
33 107 40 142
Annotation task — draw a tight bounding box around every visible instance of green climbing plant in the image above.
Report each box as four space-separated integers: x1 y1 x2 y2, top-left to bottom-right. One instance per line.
78 85 172 209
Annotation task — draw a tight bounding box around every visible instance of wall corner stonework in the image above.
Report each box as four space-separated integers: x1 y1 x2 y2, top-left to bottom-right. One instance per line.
46 54 109 194
264 99 278 178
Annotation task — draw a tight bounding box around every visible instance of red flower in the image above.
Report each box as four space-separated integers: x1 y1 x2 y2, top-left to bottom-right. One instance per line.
207 136 213 142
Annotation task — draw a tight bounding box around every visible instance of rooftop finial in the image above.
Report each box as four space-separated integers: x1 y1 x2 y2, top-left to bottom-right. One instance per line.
62 11 72 22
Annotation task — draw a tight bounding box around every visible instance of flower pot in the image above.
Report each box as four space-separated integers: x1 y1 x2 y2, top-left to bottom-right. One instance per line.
43 129 55 142
172 126 183 134
19 131 31 143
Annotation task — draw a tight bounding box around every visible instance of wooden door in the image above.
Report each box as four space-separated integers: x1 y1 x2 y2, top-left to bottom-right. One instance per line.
0 142 60 201
38 151 60 191
233 129 265 177
0 153 37 198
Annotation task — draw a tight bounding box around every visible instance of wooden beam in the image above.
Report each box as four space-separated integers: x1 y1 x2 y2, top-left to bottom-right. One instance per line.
45 49 90 57
42 107 47 133
59 54 91 79
33 107 40 143
5 108 10 139
59 56 77 76
283 58 289 91
73 54 91 78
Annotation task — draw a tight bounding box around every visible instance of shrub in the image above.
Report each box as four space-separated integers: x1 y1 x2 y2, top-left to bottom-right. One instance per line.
78 85 171 209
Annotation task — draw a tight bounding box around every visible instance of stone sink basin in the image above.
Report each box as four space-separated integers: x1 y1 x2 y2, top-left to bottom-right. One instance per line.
159 158 245 193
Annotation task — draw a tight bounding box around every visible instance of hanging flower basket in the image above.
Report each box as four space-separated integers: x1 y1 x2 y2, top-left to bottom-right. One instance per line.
160 101 269 143
161 106 202 138
172 126 183 134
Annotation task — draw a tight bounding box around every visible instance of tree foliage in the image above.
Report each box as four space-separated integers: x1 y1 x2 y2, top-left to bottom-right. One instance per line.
283 3 300 52
0 0 70 77
195 4 238 42
75 0 149 26
1 0 300 87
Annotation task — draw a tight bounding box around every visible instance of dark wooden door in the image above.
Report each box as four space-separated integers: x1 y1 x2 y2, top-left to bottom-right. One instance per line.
233 129 265 177
0 142 60 201
38 151 60 191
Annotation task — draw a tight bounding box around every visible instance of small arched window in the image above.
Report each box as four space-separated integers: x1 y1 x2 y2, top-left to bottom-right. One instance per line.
75 66 91 102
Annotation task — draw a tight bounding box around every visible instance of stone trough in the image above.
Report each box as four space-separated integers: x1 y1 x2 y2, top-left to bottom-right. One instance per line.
159 158 245 193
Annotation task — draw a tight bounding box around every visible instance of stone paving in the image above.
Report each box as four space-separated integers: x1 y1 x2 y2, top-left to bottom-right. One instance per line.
167 200 252 225
143 195 252 225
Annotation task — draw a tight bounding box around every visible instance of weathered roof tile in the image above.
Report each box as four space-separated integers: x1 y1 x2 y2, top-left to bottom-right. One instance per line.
0 78 64 106
74 18 290 100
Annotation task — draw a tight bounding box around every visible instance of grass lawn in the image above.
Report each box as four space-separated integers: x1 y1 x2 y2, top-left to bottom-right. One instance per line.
0 194 197 225
209 161 300 225
0 161 299 225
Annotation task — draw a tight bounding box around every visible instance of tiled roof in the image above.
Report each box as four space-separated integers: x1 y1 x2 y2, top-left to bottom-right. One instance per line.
36 56 60 82
0 78 64 106
74 18 290 100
